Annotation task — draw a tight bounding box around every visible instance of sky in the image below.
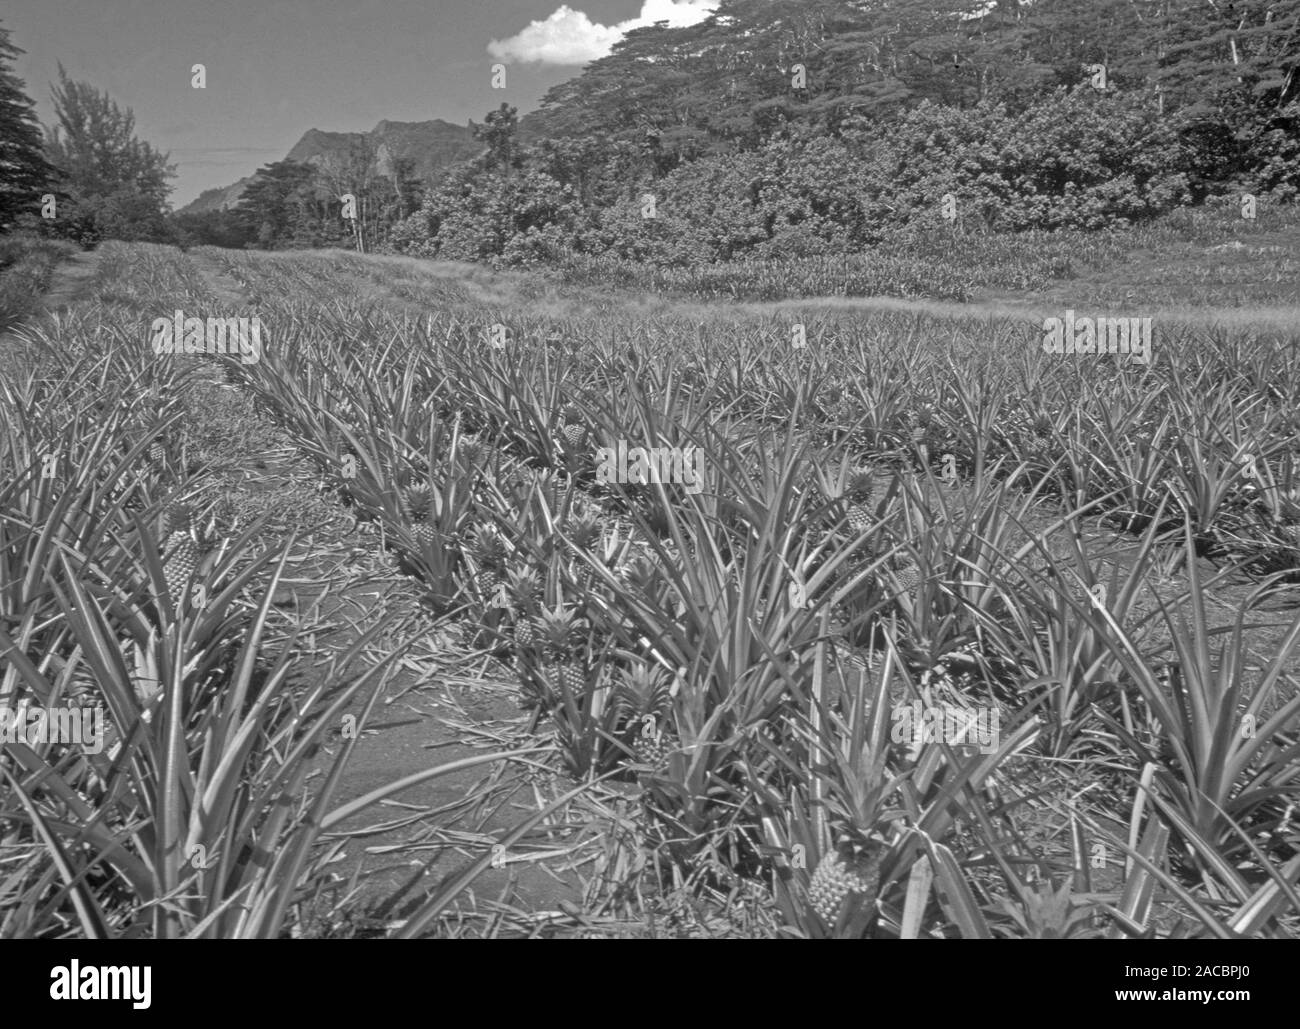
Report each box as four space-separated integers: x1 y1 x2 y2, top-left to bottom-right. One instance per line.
3 0 720 207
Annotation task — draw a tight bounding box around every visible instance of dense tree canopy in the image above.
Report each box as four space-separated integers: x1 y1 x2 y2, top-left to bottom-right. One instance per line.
528 0 1299 168
42 65 176 243
0 21 61 231
12 2 1292 254
383 0 1295 266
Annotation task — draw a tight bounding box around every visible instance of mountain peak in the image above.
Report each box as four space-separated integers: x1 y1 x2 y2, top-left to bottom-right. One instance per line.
177 119 481 215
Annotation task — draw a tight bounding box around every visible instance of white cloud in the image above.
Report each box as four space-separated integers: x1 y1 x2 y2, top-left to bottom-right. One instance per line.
487 1 719 66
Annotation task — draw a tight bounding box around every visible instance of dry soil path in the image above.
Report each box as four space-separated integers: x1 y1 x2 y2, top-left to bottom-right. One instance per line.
5 245 587 935
178 248 588 932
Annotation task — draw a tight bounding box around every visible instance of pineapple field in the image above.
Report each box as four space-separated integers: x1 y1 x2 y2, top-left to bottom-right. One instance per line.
3 220 1300 940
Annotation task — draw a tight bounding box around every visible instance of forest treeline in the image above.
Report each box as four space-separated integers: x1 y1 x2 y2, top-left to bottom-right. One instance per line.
2 1 1296 261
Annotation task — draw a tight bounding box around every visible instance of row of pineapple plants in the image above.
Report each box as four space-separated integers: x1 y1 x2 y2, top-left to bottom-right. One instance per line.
555 226 1117 303
554 202 1300 307
207 243 1300 936
0 243 571 938
219 243 1300 584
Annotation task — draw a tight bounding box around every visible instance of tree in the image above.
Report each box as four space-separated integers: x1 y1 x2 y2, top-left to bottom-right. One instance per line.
43 65 175 241
316 137 383 251
387 153 423 222
0 21 61 231
394 0 1297 268
233 159 317 248
169 208 254 250
472 103 519 177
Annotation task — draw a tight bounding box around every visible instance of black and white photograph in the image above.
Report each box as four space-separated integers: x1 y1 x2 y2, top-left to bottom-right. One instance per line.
0 0 1297 965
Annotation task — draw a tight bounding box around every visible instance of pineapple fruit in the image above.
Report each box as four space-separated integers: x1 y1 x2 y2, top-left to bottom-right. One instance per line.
811 841 883 925
536 607 587 697
632 726 671 768
163 530 197 603
549 661 586 696
404 482 435 547
560 404 586 449
618 663 674 769
478 567 502 599
514 615 541 649
808 832 883 924
845 468 873 533
888 559 921 592
508 569 543 648
470 524 508 598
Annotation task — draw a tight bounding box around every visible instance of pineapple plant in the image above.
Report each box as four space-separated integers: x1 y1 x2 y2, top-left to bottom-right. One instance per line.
458 434 486 468
1028 414 1054 455
844 467 874 533
508 565 542 604
403 481 432 519
617 662 675 769
565 510 603 588
508 568 543 648
907 409 927 445
808 830 884 926
512 608 550 710
539 606 580 658
470 524 509 598
567 510 602 550
534 606 585 699
621 553 662 595
163 503 192 537
560 404 586 449
404 481 437 547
